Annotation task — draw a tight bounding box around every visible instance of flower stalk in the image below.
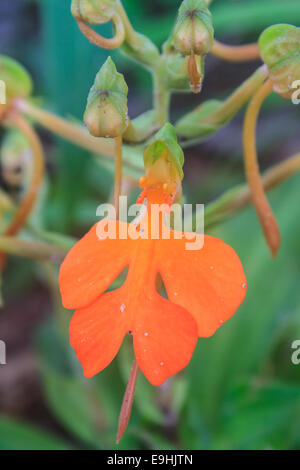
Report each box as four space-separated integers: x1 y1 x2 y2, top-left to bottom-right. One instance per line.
0 113 45 268
211 40 260 62
76 15 125 49
243 78 281 257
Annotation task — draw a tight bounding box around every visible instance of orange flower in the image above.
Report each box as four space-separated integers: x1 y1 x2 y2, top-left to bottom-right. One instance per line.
59 179 247 386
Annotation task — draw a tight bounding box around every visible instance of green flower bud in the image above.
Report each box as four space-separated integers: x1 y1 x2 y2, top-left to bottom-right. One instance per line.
144 123 184 182
84 57 128 138
172 0 214 56
71 0 116 25
0 55 32 101
259 24 300 100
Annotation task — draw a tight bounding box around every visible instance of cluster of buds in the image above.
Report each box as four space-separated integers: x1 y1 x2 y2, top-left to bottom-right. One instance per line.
71 0 116 25
84 57 128 138
259 24 300 100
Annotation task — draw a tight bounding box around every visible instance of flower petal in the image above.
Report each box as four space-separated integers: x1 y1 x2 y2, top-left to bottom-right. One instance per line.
59 220 133 309
133 293 198 386
70 286 129 378
157 234 247 337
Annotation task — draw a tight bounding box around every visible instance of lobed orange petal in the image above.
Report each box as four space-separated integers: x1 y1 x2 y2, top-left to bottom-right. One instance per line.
157 233 247 337
133 293 198 386
70 285 130 378
59 220 133 309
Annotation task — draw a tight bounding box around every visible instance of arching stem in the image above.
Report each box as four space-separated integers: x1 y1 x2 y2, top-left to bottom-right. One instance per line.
211 40 260 62
243 78 281 257
116 358 139 444
76 14 125 50
114 136 123 219
0 114 45 268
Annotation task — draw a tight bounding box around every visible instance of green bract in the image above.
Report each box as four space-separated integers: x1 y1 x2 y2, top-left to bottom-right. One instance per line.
259 24 300 100
121 32 160 68
143 123 184 181
0 55 32 101
71 0 116 25
84 57 128 138
175 100 222 139
172 0 214 56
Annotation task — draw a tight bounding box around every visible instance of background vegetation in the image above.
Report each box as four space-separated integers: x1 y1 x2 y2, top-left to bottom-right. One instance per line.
0 0 300 450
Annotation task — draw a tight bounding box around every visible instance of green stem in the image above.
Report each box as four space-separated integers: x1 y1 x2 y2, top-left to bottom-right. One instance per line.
206 65 268 124
177 64 269 144
115 0 142 47
153 65 171 127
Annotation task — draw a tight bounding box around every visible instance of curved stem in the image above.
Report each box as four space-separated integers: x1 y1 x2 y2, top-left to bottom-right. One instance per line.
0 114 45 268
243 79 281 257
205 153 300 229
114 136 123 219
76 14 125 50
115 0 141 46
116 358 139 445
211 40 260 62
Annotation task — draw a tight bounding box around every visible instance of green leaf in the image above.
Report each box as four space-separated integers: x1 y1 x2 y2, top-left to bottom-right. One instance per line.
0 417 71 450
215 382 300 449
42 368 103 447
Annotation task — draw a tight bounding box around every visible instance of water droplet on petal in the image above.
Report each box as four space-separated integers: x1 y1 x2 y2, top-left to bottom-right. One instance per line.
120 304 126 313
242 283 246 288
144 332 149 337
160 362 164 366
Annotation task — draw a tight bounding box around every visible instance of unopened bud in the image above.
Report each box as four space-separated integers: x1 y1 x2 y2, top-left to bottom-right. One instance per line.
143 123 184 186
84 57 128 138
71 0 116 25
259 24 300 100
0 55 32 101
172 0 214 56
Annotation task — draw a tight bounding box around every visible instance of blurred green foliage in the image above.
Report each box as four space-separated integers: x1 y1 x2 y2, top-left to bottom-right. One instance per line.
1 0 300 450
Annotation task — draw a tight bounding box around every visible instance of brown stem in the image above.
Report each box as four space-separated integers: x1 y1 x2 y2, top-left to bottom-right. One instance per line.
243 79 281 257
76 14 125 50
211 40 260 62
116 358 139 444
0 114 45 268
